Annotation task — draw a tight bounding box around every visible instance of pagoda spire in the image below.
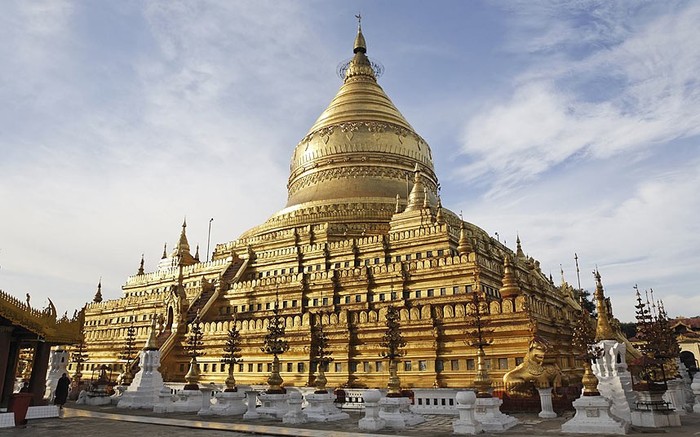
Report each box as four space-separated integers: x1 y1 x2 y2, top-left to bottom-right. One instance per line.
137 254 145 275
161 243 167 259
457 219 472 255
353 13 366 54
177 217 191 254
516 235 525 259
93 278 103 303
593 269 616 341
194 244 200 261
500 255 521 298
435 195 444 224
405 164 426 212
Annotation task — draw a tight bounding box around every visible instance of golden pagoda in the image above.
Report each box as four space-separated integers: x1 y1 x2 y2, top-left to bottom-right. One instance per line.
80 25 584 390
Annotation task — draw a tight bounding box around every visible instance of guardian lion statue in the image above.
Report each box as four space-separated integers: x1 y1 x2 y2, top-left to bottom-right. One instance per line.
503 336 562 393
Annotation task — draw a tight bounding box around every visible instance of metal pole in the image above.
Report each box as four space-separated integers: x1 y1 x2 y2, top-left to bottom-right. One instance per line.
206 218 214 262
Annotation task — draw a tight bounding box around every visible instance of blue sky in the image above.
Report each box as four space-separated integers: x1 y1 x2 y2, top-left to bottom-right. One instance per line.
1 1 698 323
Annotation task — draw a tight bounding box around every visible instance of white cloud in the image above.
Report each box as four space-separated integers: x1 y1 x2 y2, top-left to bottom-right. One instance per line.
460 1 700 195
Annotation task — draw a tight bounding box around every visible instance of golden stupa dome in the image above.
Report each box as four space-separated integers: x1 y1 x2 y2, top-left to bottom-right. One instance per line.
286 25 438 208
239 25 439 239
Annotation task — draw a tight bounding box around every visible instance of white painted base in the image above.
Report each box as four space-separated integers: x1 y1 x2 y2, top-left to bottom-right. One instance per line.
358 390 385 431
85 393 112 406
242 391 260 420
664 379 687 416
26 405 60 419
117 349 163 410
538 387 557 419
378 396 425 429
209 391 247 416
631 391 681 428
631 409 681 428
171 389 203 413
256 392 289 419
561 395 628 434
0 412 14 428
282 392 307 424
153 386 176 413
304 392 350 422
452 391 482 435
474 396 518 432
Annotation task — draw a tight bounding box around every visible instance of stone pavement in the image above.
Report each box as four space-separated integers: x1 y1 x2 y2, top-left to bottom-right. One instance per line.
2 402 700 436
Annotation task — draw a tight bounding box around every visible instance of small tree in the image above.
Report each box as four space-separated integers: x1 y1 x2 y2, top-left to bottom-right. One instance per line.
220 313 243 391
380 305 406 396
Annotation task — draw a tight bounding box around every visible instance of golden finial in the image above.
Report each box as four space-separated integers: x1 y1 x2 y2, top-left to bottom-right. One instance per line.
395 194 401 213
137 254 145 275
593 269 616 341
353 13 367 54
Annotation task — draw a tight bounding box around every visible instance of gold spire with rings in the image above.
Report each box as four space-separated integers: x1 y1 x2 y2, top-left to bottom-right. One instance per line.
276 17 439 227
593 269 616 341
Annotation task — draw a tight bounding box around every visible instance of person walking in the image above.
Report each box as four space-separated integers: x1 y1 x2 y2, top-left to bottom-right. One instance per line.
54 373 70 408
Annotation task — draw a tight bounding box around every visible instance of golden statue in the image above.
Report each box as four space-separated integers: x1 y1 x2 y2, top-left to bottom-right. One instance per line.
503 337 562 392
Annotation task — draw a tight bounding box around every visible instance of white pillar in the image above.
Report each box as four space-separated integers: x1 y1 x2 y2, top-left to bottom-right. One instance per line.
537 387 557 419
691 371 700 413
358 389 385 431
282 391 307 424
453 391 482 435
243 391 260 419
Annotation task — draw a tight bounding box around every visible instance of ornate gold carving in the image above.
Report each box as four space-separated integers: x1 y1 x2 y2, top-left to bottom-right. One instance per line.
0 289 83 344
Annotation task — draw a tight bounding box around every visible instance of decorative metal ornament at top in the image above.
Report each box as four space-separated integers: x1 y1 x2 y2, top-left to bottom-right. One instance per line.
380 305 406 396
465 291 494 397
261 296 289 393
337 57 384 80
311 312 333 393
571 299 602 396
221 310 243 391
184 313 205 389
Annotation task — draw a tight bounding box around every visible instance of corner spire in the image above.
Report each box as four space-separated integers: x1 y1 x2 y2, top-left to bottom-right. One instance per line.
516 235 525 259
500 255 521 298
144 316 158 350
93 278 103 303
161 243 167 259
593 269 616 341
405 164 426 212
457 217 472 255
137 254 145 275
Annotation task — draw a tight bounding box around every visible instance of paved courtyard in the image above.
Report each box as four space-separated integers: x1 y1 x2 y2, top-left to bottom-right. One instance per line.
2 403 700 436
